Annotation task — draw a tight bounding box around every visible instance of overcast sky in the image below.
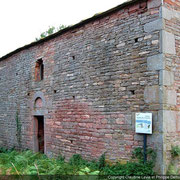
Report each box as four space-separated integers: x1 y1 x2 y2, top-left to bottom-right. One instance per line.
0 0 127 58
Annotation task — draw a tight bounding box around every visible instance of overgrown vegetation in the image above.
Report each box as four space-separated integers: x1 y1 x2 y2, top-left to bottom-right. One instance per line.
170 145 180 158
167 145 180 175
132 147 156 165
35 25 67 41
101 147 156 176
0 147 156 176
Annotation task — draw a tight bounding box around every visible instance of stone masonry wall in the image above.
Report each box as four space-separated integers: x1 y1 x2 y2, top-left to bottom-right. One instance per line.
45 0 162 163
0 0 168 173
161 0 180 173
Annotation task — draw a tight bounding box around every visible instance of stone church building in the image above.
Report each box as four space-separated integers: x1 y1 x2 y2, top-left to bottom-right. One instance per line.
0 0 179 174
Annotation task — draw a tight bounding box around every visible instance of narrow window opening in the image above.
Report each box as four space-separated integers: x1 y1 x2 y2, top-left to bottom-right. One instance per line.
54 90 57 93
70 140 73 143
130 90 135 95
41 63 44 80
73 96 75 100
135 38 138 43
72 56 75 60
35 59 44 81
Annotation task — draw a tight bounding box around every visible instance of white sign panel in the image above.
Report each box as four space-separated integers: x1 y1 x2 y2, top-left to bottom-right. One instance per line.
135 113 152 134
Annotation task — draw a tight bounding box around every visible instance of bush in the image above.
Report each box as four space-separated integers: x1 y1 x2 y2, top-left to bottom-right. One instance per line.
69 154 86 166
171 145 180 158
98 153 106 169
0 147 15 153
0 147 7 153
100 161 155 175
100 147 156 176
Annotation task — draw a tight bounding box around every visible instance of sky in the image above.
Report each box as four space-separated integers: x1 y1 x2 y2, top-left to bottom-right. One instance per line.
0 0 126 58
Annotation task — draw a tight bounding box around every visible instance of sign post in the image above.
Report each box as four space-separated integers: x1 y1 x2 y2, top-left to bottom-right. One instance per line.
135 113 152 163
143 134 147 162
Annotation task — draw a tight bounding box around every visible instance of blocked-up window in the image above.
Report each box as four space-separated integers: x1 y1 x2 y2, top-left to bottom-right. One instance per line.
35 59 44 81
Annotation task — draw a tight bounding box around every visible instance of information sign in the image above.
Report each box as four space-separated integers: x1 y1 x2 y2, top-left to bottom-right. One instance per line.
135 113 152 134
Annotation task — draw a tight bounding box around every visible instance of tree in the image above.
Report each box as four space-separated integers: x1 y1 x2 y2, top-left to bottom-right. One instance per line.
36 25 67 41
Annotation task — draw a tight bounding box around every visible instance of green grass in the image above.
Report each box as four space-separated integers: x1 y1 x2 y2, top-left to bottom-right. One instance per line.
0 148 155 175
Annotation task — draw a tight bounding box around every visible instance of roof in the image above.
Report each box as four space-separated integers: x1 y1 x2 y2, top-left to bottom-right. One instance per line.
0 0 140 61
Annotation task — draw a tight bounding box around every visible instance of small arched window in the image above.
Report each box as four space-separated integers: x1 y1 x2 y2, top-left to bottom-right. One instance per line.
35 59 44 81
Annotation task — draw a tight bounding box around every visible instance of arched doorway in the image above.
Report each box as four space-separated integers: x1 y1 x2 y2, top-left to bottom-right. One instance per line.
34 115 44 153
